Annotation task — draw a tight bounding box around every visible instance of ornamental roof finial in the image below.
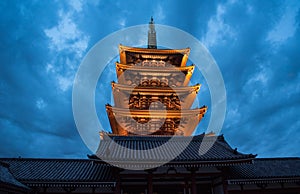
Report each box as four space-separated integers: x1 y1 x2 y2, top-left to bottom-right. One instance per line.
148 17 157 49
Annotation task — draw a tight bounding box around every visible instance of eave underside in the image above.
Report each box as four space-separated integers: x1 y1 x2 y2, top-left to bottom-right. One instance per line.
112 83 200 110
119 45 190 67
106 105 207 136
116 63 194 86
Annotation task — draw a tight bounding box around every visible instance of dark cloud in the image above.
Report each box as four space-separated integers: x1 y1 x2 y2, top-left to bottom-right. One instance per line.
213 1 300 157
0 0 299 159
0 1 91 158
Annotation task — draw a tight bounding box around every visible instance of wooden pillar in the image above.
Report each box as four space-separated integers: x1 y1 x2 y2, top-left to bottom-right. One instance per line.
184 180 189 194
222 181 228 194
186 167 198 194
147 172 153 194
221 168 229 194
191 171 197 194
114 168 121 194
116 176 121 194
240 184 244 194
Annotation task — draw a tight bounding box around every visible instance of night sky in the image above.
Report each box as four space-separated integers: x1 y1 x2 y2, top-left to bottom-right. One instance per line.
0 0 299 159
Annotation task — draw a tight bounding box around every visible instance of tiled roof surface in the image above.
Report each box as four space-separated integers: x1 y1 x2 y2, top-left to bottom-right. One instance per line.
0 158 114 185
0 161 29 190
2 153 300 186
96 134 256 166
227 158 300 184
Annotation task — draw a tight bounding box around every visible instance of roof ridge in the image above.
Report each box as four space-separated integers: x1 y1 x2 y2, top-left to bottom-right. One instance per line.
0 158 93 162
254 157 300 161
104 133 226 140
214 137 256 158
0 160 10 168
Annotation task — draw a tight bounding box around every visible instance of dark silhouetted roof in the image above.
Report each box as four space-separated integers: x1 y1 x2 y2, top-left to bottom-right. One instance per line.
95 133 256 168
227 157 300 184
0 161 29 190
0 158 115 187
1 152 300 187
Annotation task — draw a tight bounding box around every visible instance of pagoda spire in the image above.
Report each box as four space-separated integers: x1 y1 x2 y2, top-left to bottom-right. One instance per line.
148 16 157 49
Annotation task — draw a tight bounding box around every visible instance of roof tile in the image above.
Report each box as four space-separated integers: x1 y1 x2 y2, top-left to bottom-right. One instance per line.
0 159 114 182
96 134 255 165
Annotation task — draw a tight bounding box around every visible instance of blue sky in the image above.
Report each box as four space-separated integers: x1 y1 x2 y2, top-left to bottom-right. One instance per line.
0 0 299 158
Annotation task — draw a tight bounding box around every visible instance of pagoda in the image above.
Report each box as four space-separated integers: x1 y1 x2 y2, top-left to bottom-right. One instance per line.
2 18 299 194
106 17 207 136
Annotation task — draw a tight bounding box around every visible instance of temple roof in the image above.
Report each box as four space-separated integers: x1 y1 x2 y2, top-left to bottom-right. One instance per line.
2 149 298 187
0 158 114 188
106 105 206 117
119 45 190 55
116 63 194 73
106 105 207 136
119 45 190 67
2 157 300 187
227 157 300 184
116 63 194 86
0 161 29 191
95 133 256 168
112 83 200 110
112 82 200 93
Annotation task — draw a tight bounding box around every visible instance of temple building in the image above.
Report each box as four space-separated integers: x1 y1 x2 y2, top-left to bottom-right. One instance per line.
1 18 300 194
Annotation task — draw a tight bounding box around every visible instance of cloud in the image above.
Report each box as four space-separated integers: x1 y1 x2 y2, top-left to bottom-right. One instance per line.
202 2 236 48
44 6 90 92
202 1 300 158
44 11 89 57
0 1 91 158
119 18 126 28
36 98 47 110
68 0 84 12
154 3 166 22
266 1 300 46
57 75 73 92
0 0 299 159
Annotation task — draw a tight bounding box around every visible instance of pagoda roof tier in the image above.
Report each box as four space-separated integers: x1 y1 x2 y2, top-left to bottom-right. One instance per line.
111 82 201 110
119 45 190 67
116 63 194 86
106 105 207 136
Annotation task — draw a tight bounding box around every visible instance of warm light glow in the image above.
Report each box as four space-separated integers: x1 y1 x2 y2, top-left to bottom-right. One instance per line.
106 39 206 136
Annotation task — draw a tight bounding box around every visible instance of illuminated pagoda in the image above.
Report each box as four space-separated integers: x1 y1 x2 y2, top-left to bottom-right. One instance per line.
94 17 255 193
105 19 207 137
